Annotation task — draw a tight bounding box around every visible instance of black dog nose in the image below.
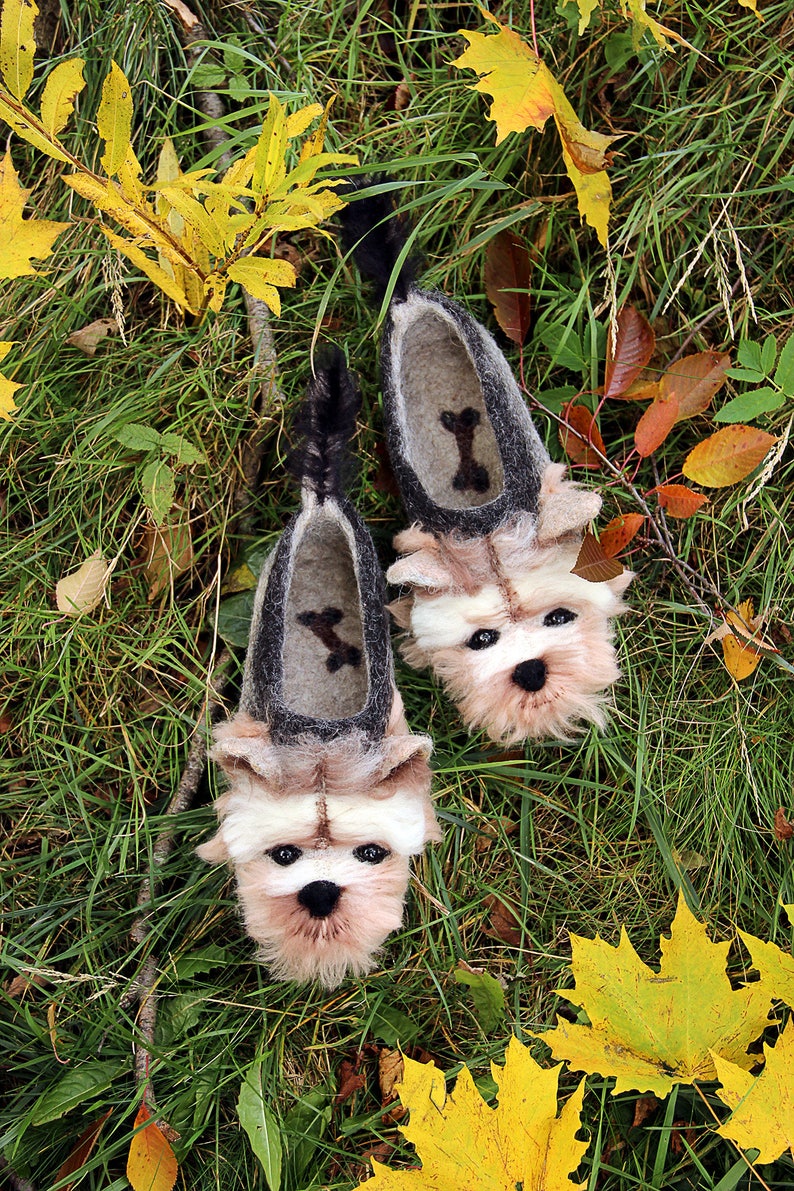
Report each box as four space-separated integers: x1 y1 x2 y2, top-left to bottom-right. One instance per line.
512 659 547 692
297 880 341 919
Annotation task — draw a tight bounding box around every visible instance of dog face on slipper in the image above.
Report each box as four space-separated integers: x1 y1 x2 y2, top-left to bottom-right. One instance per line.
387 507 632 745
198 707 439 987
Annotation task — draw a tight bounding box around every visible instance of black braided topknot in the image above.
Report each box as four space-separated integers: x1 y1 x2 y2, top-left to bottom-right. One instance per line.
288 348 360 502
338 178 419 305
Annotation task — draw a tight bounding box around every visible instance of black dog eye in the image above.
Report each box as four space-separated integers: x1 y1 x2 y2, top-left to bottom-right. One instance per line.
353 843 390 865
465 628 501 650
543 607 578 627
268 845 302 866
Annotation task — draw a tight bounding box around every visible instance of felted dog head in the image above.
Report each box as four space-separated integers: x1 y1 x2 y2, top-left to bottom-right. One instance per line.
198 701 440 987
387 477 633 744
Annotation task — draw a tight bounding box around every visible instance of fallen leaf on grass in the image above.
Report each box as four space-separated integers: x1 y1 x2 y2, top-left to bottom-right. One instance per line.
634 395 678 457
55 550 110 616
663 350 731 422
366 1037 589 1190
559 401 605 468
55 1110 112 1191
631 1095 659 1128
738 908 794 1010
683 425 777 487
571 532 624 583
485 229 531 345
142 510 194 599
713 1020 794 1164
453 962 506 1033
379 1049 405 1122
0 340 22 419
598 513 644 558
774 809 794 842
127 1104 178 1191
484 894 523 947
66 317 117 357
721 599 776 681
603 305 655 399
0 151 69 279
532 894 774 1097
653 484 709 519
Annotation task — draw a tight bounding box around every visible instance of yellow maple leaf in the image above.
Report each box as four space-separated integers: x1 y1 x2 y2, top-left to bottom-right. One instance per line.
365 1037 589 1189
0 340 22 419
533 894 773 1097
0 151 68 279
620 0 697 51
453 14 618 246
713 1021 794 1163
739 907 794 1009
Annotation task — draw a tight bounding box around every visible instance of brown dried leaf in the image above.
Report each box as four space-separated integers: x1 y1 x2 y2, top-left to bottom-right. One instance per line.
631 1096 660 1128
485 230 532 346
55 1110 112 1191
142 509 194 600
604 306 655 399
55 550 110 616
484 894 523 947
571 532 624 583
65 317 117 357
653 484 709 520
774 809 794 842
598 513 644 559
379 1049 405 1107
336 1054 368 1105
634 396 678 458
661 351 731 422
559 401 605 469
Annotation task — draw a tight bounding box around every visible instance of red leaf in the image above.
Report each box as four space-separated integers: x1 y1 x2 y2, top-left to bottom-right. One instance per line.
126 1104 178 1191
571 532 624 582
559 401 605 468
683 425 777 487
55 1110 112 1191
604 305 655 399
484 230 532 345
599 513 645 558
634 396 679 457
661 351 731 422
654 484 709 519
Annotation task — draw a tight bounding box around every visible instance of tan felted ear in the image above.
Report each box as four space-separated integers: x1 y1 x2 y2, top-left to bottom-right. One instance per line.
386 550 454 591
210 714 283 784
536 463 603 543
196 829 231 866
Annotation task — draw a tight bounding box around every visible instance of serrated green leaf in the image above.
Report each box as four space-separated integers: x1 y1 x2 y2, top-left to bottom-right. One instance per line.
191 63 227 89
40 59 86 136
761 333 778 375
736 338 764 373
453 967 506 1033
96 61 133 177
229 74 252 103
725 366 766 383
31 1060 124 1126
140 458 175 524
713 387 785 424
238 1061 283 1191
114 422 161 451
159 431 203 465
773 332 794 396
216 589 255 647
0 0 37 99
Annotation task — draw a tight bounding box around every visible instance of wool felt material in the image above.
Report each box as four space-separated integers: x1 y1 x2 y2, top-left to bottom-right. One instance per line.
341 188 633 743
199 352 441 987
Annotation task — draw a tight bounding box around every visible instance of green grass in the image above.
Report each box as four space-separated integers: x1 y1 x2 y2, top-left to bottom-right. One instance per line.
2 0 794 1187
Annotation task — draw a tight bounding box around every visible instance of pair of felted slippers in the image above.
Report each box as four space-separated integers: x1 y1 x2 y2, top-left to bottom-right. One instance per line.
198 191 632 986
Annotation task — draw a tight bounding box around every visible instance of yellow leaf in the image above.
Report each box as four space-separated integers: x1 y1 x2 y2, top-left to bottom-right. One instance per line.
737 0 763 19
713 1021 794 1163
55 550 110 616
739 923 794 1010
0 340 13 364
142 508 194 600
126 1104 178 1191
366 1038 589 1190
0 350 22 418
560 143 612 248
40 59 86 136
0 151 68 278
286 100 324 141
96 61 133 177
117 144 144 205
253 92 288 198
532 894 774 1097
571 0 601 34
683 425 777 487
720 599 770 681
297 95 333 163
453 18 557 145
0 0 37 99
620 0 697 51
226 255 296 314
99 227 198 314
157 185 225 257
0 90 72 161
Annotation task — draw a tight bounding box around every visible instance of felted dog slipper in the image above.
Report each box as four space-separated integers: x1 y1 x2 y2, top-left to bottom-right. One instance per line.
198 351 440 987
342 188 632 745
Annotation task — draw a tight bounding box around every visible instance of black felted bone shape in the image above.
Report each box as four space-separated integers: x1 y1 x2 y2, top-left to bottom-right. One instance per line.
341 187 633 744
